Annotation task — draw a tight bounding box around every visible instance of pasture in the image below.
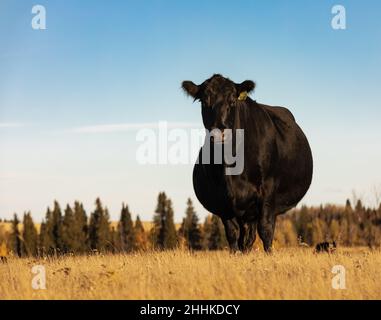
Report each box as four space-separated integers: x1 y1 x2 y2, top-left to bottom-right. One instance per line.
1 247 380 300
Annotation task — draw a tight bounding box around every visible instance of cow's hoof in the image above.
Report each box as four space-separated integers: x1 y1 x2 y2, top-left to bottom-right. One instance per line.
264 248 273 254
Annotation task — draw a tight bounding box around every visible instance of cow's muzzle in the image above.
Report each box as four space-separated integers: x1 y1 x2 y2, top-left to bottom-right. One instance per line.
210 128 232 144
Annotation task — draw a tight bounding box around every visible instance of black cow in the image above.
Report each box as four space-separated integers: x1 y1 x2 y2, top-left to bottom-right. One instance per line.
182 74 313 253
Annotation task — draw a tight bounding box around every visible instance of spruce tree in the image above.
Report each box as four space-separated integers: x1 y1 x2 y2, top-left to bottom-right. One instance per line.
178 199 201 250
208 215 227 250
101 207 112 251
345 199 352 211
73 201 88 253
355 200 364 212
152 192 166 248
39 221 47 256
163 198 177 249
22 212 38 257
110 226 118 253
152 192 177 249
134 215 147 250
10 214 22 257
118 203 136 252
51 201 64 253
201 216 212 250
61 203 88 254
89 198 111 252
40 207 54 255
62 204 76 253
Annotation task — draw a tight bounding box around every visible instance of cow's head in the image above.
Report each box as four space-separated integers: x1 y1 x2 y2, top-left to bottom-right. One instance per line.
182 74 255 143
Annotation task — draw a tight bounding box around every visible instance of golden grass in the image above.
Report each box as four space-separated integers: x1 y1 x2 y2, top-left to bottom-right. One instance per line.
1 247 380 300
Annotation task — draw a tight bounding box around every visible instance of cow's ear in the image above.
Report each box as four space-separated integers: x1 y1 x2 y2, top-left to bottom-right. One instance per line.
236 80 256 95
182 81 200 99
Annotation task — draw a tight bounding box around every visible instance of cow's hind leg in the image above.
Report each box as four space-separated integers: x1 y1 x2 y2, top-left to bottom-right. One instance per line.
238 221 257 253
222 218 240 253
258 202 276 253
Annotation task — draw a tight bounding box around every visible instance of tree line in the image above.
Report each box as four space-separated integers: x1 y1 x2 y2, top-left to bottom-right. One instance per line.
275 199 381 248
1 195 381 257
3 192 227 257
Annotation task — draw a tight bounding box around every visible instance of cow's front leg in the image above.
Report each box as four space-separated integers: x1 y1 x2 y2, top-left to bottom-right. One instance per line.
222 218 240 253
258 202 276 253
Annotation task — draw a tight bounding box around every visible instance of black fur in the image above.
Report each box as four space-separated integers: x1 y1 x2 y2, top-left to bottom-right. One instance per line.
315 241 337 253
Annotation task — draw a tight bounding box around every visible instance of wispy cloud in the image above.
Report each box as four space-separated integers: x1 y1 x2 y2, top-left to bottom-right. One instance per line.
0 122 24 128
70 122 203 134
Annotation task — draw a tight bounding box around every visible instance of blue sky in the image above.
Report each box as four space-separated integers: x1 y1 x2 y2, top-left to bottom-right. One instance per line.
0 0 380 222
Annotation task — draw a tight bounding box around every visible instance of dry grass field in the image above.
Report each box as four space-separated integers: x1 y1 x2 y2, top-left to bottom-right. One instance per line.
1 247 380 300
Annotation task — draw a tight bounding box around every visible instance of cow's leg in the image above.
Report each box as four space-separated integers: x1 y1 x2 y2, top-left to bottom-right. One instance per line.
238 221 257 253
222 218 240 253
258 202 276 253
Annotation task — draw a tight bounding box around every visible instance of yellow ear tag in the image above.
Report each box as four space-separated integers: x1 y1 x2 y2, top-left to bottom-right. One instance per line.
238 91 248 101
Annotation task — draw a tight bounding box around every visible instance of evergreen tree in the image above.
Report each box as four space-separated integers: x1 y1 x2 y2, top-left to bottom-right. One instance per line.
364 209 379 248
10 214 22 257
117 203 136 252
51 201 64 253
355 200 364 212
22 212 38 257
102 207 112 251
61 204 76 253
89 198 111 252
61 202 88 254
110 226 118 253
208 215 227 250
39 207 54 255
345 199 352 211
201 216 212 250
152 192 177 249
134 215 148 250
152 193 166 247
178 199 201 250
163 198 177 249
39 221 46 256
72 201 88 253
